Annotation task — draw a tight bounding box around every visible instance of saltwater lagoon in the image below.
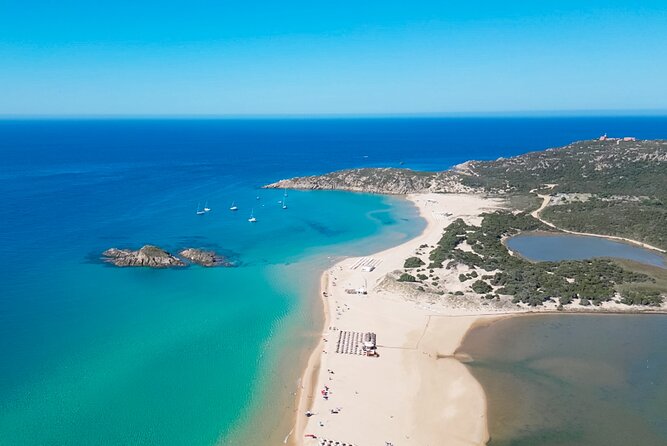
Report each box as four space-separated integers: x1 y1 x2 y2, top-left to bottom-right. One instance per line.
506 233 666 268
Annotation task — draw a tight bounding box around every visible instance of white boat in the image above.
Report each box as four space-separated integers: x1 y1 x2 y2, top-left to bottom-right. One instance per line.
283 188 288 197
203 201 211 212
282 197 288 209
196 203 206 215
248 209 257 223
229 201 238 211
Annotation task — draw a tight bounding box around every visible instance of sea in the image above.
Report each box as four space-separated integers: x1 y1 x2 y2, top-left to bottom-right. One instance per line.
1 117 666 445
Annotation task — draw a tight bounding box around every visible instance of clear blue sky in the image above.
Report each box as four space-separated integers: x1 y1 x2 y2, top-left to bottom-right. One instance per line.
1 0 666 116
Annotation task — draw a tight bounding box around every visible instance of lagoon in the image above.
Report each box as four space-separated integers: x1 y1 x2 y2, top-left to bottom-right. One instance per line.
506 233 666 268
459 314 667 446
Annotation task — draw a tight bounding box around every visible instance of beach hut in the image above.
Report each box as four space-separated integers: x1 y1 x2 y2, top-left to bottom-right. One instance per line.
362 332 377 356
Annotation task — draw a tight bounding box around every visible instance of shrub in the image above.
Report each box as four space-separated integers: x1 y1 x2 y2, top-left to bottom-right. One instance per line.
398 273 416 282
471 280 493 294
404 257 425 268
620 288 664 306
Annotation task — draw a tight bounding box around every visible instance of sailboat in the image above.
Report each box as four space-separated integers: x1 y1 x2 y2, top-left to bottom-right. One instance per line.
229 201 238 211
203 201 211 212
248 208 257 223
196 203 206 215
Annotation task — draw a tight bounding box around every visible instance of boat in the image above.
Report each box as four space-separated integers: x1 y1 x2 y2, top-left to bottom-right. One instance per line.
283 188 288 198
282 197 288 209
203 201 211 212
248 209 257 223
196 203 206 215
229 201 238 211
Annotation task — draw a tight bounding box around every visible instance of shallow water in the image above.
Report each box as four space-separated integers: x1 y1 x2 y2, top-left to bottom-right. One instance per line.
459 314 667 446
506 233 666 268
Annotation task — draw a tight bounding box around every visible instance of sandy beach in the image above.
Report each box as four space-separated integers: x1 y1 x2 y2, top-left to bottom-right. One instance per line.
288 193 508 446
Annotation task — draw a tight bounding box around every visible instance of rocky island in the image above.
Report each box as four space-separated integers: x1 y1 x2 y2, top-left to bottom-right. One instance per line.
102 246 231 268
103 245 186 268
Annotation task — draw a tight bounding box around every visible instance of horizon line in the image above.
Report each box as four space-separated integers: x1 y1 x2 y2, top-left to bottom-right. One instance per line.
1 109 667 120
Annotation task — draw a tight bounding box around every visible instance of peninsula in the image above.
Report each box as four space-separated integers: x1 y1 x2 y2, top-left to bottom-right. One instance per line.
267 139 667 446
267 138 667 251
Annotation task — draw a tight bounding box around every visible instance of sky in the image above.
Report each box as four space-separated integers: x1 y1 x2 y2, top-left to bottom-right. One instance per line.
1 0 666 116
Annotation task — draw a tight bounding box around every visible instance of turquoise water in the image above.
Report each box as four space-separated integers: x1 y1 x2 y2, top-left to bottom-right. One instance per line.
506 233 666 268
459 314 667 446
0 189 422 446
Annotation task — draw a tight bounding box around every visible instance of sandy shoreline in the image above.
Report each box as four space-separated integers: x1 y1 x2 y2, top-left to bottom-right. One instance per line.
287 193 506 446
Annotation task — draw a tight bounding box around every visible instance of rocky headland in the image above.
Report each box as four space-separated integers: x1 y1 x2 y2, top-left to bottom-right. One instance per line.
264 139 666 196
265 138 667 251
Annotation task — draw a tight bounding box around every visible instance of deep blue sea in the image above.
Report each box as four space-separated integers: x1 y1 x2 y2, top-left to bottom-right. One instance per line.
1 117 666 445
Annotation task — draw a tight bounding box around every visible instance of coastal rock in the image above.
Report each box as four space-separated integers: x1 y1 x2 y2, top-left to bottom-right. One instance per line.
179 248 231 267
102 245 185 268
264 167 475 195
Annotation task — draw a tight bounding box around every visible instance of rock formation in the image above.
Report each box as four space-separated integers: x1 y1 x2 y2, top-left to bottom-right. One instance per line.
102 246 232 268
264 167 474 195
179 248 231 267
102 245 186 268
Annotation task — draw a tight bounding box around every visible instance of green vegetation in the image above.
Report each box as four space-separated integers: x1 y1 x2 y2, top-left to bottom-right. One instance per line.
471 280 492 294
398 273 417 282
505 193 543 212
460 140 667 198
541 198 667 250
429 212 654 306
459 139 667 250
404 256 426 268
428 218 468 268
619 288 664 306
